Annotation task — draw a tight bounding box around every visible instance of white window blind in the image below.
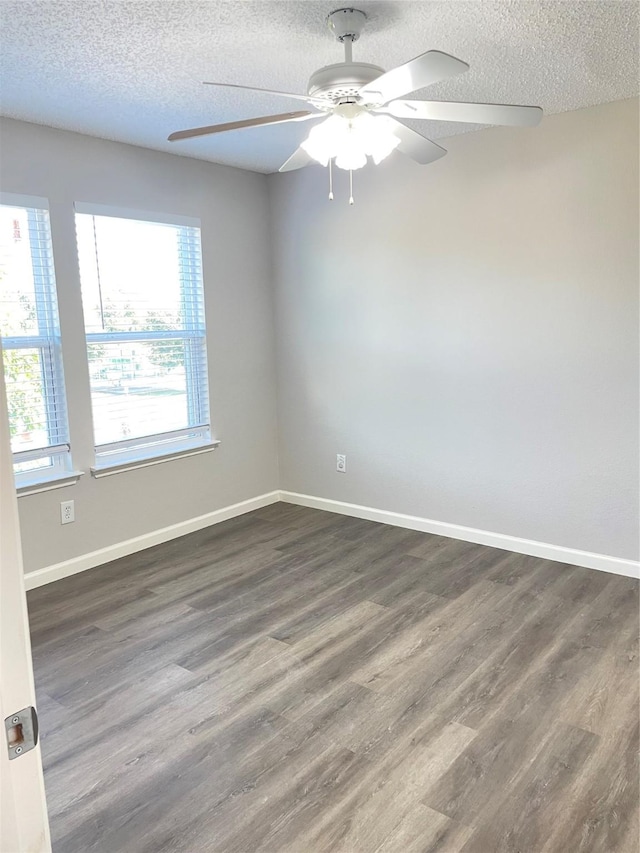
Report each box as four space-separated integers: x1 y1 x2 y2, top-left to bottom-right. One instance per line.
0 199 72 483
74 207 211 468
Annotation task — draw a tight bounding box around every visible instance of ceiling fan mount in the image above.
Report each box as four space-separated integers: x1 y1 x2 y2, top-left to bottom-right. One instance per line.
326 8 367 43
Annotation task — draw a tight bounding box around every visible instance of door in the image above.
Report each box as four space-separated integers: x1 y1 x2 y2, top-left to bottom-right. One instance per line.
0 355 51 852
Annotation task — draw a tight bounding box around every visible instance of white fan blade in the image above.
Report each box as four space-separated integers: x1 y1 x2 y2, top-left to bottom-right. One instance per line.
279 146 315 172
203 81 326 106
358 51 469 106
381 100 543 127
168 111 318 142
390 120 448 165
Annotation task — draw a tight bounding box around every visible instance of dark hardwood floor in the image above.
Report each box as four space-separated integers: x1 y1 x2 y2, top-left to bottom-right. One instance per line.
27 503 639 852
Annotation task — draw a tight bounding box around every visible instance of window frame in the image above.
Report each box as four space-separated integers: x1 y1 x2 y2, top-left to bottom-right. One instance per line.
0 193 76 489
73 203 214 474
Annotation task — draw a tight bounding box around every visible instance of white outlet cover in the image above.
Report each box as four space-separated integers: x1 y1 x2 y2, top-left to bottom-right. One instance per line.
336 454 347 473
60 500 75 524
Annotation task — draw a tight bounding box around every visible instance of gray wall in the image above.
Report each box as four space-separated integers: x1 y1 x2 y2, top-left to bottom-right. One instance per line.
269 98 639 561
3 99 638 572
0 118 279 572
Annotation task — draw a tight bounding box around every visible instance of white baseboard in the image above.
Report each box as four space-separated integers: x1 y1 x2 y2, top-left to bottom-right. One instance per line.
23 491 281 590
24 488 639 590
280 491 640 580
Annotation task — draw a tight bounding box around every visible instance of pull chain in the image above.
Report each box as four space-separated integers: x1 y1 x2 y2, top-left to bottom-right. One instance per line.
328 158 334 201
349 169 354 205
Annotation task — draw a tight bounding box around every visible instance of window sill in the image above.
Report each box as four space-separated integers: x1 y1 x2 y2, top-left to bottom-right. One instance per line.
17 470 85 497
90 440 221 478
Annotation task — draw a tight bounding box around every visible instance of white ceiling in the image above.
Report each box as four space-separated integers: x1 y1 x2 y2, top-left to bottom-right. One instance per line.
0 1 637 174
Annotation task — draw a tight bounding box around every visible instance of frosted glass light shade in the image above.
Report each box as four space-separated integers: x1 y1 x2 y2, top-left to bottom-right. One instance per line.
301 112 400 170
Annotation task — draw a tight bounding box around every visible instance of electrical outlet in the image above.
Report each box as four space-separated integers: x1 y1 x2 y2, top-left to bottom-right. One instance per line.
60 500 75 525
336 454 347 473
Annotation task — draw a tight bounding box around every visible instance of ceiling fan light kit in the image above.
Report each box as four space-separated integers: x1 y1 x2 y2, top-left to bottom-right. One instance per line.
169 7 543 205
301 106 400 170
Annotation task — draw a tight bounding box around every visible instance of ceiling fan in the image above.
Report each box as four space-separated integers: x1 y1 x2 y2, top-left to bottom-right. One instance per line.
169 7 542 198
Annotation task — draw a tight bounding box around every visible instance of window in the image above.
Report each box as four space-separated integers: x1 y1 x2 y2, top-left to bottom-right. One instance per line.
74 205 211 471
0 195 72 486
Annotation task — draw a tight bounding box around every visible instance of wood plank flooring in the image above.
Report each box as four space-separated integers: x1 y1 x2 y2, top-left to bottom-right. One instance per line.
27 503 639 853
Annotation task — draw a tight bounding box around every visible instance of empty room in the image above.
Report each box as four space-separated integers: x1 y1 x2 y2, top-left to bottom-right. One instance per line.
0 1 638 851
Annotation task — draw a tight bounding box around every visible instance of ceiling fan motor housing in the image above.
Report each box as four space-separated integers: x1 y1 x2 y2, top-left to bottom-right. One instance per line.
307 62 385 102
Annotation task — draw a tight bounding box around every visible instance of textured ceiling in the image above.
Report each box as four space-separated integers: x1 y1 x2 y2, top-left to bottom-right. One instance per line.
0 1 638 173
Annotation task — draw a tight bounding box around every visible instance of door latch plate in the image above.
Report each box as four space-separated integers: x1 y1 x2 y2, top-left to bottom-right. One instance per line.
5 706 39 760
